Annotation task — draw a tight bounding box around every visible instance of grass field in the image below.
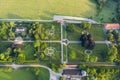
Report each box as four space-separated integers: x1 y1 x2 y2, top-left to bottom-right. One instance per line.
0 67 49 80
0 0 96 19
0 0 117 22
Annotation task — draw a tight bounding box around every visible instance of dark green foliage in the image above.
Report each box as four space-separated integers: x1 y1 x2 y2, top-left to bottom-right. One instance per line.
80 34 95 50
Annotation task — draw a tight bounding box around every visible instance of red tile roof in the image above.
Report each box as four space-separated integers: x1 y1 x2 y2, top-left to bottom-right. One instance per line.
104 24 120 29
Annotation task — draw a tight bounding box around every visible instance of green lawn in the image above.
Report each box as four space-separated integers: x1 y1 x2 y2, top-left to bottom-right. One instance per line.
23 43 35 60
66 23 105 41
68 44 108 62
0 67 49 80
0 0 96 19
88 24 105 41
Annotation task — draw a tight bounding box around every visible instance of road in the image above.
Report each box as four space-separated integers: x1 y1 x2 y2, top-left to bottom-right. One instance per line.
53 15 99 24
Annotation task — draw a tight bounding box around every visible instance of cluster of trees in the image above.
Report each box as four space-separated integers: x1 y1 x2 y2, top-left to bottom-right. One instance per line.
29 22 44 60
0 22 10 40
0 48 12 62
80 34 95 50
0 46 26 64
0 22 17 40
49 63 66 73
84 54 98 62
106 45 118 62
107 30 120 42
82 22 92 30
78 64 120 80
14 48 26 64
84 66 120 80
106 30 120 63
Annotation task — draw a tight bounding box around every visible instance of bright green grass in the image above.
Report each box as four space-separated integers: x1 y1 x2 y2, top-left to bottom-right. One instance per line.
0 0 96 19
0 67 49 80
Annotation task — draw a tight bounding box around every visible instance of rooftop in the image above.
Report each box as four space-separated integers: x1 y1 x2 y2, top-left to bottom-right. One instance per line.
104 24 120 29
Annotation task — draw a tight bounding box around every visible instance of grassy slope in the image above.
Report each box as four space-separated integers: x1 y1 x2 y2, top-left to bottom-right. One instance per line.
0 0 96 19
0 68 49 80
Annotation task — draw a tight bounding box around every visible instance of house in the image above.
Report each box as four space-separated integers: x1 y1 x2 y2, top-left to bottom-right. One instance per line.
104 24 120 30
15 27 25 33
62 69 82 80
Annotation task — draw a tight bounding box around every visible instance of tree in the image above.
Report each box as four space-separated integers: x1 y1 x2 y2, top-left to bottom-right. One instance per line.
40 53 45 59
34 40 40 48
89 56 98 62
89 68 97 75
107 45 118 62
69 51 76 59
9 21 15 27
59 76 64 80
107 33 114 41
112 30 118 39
82 22 92 30
17 53 26 64
80 34 95 50
9 31 15 38
0 53 5 60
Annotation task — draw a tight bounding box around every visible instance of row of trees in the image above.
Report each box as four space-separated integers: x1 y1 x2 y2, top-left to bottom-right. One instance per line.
0 46 26 64
106 45 118 62
106 30 120 63
78 64 120 80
